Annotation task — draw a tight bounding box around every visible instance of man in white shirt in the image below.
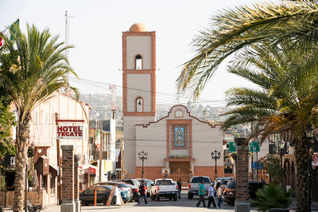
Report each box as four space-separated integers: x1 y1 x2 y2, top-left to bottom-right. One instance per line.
207 182 216 208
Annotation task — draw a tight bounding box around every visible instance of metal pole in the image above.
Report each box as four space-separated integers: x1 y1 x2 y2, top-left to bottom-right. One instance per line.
142 158 144 178
214 157 217 177
25 163 28 212
255 152 258 181
55 113 62 205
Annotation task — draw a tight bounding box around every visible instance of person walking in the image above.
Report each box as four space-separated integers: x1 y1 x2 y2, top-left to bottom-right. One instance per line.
207 182 216 208
138 181 148 205
196 180 206 207
177 179 182 199
216 182 223 208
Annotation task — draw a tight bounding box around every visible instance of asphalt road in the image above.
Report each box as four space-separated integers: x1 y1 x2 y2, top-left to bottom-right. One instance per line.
77 191 254 212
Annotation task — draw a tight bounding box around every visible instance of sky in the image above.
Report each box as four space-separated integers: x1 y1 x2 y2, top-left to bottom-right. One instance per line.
0 0 277 107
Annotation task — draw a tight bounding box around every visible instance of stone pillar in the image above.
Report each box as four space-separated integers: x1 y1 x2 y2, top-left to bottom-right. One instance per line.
61 145 75 212
74 154 81 212
234 138 250 212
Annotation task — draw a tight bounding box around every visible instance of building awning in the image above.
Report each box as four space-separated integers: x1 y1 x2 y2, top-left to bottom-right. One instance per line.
79 164 97 175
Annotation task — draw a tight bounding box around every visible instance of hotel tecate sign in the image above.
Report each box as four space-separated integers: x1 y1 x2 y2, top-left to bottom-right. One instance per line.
57 125 83 139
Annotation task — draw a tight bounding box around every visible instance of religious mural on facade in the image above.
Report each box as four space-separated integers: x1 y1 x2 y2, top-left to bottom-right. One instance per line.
175 127 185 147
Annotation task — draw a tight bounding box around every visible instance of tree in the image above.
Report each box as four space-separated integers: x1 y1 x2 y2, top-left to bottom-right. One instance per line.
177 0 318 99
176 1 318 211
0 95 15 159
0 24 78 212
264 156 284 185
251 183 292 212
221 41 318 212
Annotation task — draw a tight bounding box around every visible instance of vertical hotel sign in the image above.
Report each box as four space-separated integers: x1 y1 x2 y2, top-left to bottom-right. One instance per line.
57 125 83 139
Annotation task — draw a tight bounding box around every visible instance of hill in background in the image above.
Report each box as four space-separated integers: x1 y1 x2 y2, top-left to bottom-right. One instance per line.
80 94 228 127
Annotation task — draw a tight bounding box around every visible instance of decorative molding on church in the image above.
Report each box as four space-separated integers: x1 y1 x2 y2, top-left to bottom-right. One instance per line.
136 105 217 128
164 157 195 162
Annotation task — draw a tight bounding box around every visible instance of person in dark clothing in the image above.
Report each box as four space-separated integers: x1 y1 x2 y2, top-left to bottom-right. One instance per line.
196 180 206 207
177 179 182 199
138 181 148 205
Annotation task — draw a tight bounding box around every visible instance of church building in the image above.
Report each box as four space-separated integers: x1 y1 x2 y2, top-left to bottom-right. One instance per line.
122 23 224 181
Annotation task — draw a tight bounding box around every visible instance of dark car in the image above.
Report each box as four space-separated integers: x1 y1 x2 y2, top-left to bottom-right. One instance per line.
118 179 141 202
222 180 265 206
80 185 128 206
95 181 134 202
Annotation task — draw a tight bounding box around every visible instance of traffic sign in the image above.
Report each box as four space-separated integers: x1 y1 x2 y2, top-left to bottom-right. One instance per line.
250 141 260 152
313 155 318 167
229 142 236 153
252 162 263 170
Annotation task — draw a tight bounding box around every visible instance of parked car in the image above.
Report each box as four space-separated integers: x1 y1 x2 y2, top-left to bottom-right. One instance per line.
188 176 212 199
136 178 154 197
117 179 141 202
215 177 233 188
79 185 128 206
96 181 134 202
150 178 178 201
222 180 266 206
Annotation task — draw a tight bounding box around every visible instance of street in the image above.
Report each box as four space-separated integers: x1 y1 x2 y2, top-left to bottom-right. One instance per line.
40 191 258 212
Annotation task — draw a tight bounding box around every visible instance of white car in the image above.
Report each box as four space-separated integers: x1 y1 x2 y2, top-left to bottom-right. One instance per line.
150 178 178 201
188 176 212 199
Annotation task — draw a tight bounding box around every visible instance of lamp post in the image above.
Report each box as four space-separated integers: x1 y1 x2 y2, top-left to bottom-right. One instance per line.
305 123 314 212
211 150 221 178
138 150 148 178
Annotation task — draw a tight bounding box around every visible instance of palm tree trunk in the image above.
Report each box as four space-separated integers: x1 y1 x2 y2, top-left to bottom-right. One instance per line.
13 114 31 212
295 140 310 212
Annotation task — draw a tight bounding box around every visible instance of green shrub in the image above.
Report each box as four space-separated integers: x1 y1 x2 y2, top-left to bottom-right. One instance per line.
250 183 292 212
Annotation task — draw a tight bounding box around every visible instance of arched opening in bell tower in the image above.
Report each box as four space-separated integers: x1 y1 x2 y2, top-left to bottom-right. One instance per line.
136 97 144 112
135 55 143 70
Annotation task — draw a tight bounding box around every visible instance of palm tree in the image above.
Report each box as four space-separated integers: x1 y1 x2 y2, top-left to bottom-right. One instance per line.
177 0 318 99
0 24 78 212
221 41 318 212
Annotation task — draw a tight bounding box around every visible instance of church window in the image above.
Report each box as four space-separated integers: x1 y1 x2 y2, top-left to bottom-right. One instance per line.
175 109 183 118
135 55 142 70
136 97 143 112
174 127 185 147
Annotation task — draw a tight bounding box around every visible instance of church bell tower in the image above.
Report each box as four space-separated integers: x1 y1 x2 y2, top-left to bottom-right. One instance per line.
122 23 156 176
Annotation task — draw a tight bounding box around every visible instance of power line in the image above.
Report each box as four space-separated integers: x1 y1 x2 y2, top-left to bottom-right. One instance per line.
69 76 227 105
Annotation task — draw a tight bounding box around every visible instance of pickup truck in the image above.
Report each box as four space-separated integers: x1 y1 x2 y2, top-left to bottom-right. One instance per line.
188 176 212 199
150 178 178 201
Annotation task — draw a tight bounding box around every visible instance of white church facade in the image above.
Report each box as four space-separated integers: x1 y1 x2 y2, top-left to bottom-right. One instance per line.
122 23 224 181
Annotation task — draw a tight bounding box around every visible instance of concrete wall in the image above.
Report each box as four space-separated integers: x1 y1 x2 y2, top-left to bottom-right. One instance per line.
192 121 224 166
124 116 155 175
126 36 152 70
136 121 166 166
126 74 151 112
135 105 224 168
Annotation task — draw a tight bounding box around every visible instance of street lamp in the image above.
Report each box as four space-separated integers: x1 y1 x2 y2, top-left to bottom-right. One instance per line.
305 123 314 212
211 150 221 178
138 150 148 178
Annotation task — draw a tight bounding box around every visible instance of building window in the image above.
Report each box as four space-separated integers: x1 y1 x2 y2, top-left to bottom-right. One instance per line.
136 97 143 112
135 55 142 70
50 175 55 194
175 109 183 118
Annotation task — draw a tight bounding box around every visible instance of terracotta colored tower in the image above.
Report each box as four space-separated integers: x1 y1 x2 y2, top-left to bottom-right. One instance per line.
122 23 156 177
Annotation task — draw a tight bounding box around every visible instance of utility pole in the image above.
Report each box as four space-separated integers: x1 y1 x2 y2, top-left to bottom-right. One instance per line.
109 85 117 119
55 113 62 205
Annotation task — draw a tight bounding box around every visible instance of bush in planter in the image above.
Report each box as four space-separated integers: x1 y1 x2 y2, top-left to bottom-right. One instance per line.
250 183 292 212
